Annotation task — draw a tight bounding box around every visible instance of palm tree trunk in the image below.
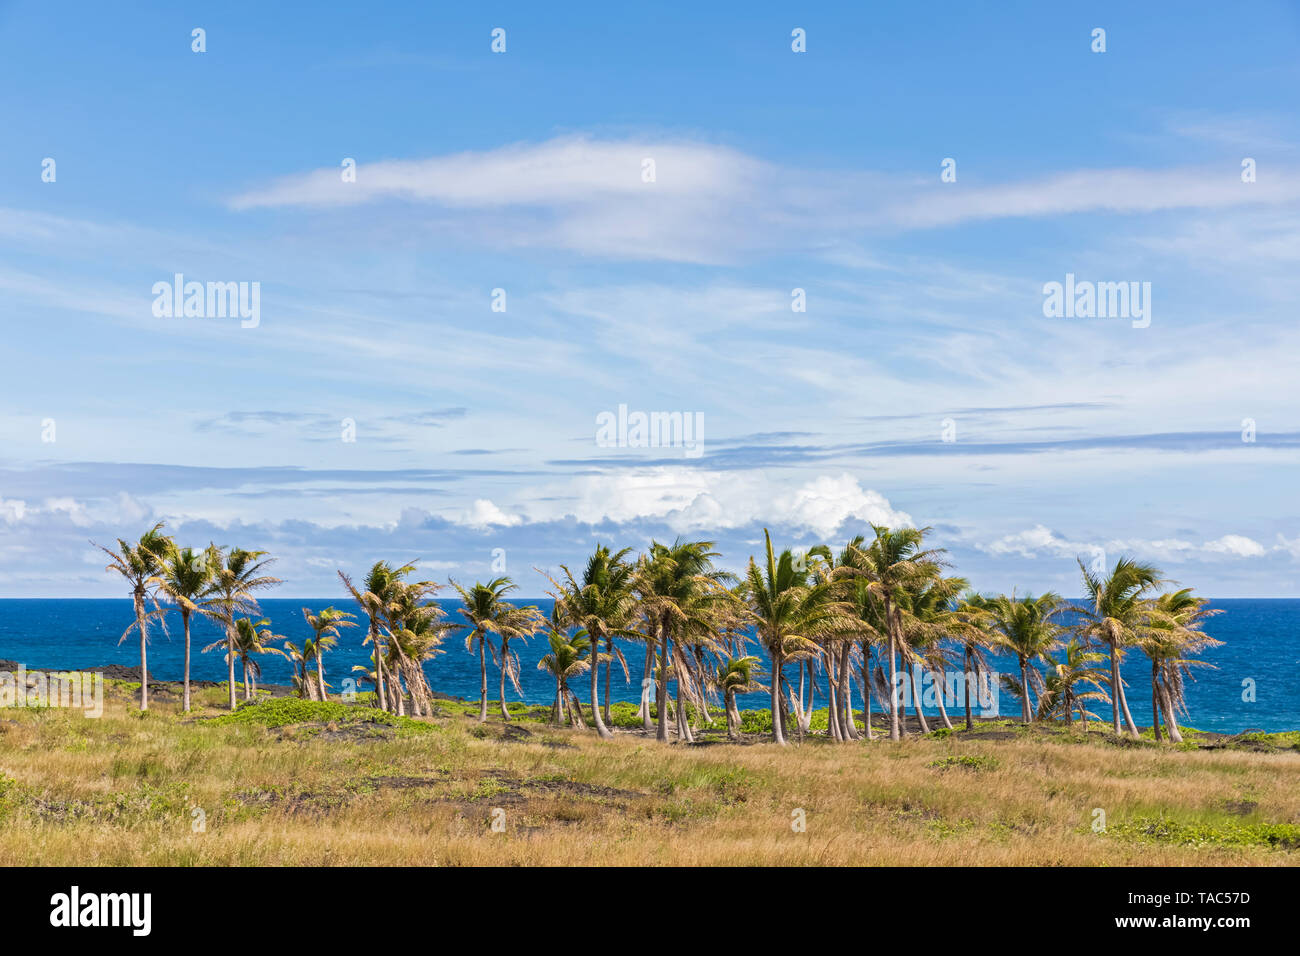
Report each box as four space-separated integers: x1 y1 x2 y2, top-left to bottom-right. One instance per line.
909 663 930 734
640 641 655 732
227 622 237 711
1115 659 1140 737
243 659 251 700
371 623 387 712
932 667 955 730
826 651 843 741
887 632 900 741
655 629 670 743
1019 657 1031 723
134 594 149 712
602 637 612 725
1108 643 1121 735
725 689 739 739
477 631 488 722
770 649 787 745
963 645 974 730
861 643 875 741
839 643 859 739
498 644 511 720
182 609 192 713
316 655 326 700
590 630 613 739
1158 675 1184 743
1151 661 1162 742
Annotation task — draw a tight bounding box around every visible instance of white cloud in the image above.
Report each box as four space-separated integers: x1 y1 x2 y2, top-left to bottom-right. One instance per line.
225 136 1300 263
542 469 910 538
458 498 522 529
984 526 1269 562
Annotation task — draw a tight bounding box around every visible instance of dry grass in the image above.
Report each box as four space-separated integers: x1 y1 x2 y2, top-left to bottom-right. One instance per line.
2 683 1298 866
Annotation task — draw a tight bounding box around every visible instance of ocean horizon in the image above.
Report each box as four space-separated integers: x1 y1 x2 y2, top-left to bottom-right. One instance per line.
3 597 1296 734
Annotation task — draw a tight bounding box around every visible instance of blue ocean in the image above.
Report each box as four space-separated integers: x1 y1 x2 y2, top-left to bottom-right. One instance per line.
1 598 1295 733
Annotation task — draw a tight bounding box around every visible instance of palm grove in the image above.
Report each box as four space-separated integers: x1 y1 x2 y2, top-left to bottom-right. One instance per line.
98 523 1221 745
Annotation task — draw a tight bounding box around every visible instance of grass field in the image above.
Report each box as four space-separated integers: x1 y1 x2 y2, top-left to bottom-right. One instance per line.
2 677 1298 866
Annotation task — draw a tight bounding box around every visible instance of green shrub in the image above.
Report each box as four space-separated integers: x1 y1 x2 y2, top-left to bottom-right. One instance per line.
208 698 429 732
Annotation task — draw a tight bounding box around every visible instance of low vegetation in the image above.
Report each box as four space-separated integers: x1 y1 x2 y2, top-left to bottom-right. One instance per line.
1 679 1297 866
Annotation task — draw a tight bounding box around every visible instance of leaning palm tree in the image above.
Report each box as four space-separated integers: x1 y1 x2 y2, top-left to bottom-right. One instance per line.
302 607 357 700
635 539 738 743
283 639 319 700
1037 638 1109 728
835 525 947 740
152 543 211 712
537 628 592 727
383 583 452 716
96 522 171 711
1072 557 1164 738
203 546 282 711
1142 588 1223 743
987 592 1065 723
716 656 765 740
231 617 285 700
339 561 418 713
954 592 999 731
741 530 845 745
547 545 640 740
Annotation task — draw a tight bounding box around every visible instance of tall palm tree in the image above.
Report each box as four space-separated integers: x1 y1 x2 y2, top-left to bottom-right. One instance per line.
302 607 357 700
453 577 539 722
635 539 738 743
152 543 210 712
1142 589 1222 743
716 656 764 740
836 526 947 740
1072 557 1164 738
741 530 844 745
549 545 640 741
537 628 592 726
987 592 1064 723
953 592 999 730
203 546 281 711
96 522 171 711
339 561 417 713
381 577 451 716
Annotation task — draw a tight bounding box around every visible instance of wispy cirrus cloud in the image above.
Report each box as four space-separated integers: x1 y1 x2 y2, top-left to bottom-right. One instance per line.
223 136 1300 263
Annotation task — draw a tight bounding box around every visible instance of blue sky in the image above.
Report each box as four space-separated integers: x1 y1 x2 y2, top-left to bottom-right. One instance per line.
2 1 1299 597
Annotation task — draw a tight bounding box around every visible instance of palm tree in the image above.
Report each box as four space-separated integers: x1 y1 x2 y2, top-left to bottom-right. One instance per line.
339 561 417 713
954 593 999 730
1142 589 1223 743
282 639 318 700
231 617 285 700
452 577 542 722
302 607 357 700
1072 557 1164 737
152 543 211 712
381 577 451 716
716 656 764 740
548 545 640 740
900 574 971 732
987 592 1064 723
96 522 171 711
203 546 281 711
537 628 592 726
635 539 738 743
836 526 947 740
1037 638 1109 728
741 530 844 745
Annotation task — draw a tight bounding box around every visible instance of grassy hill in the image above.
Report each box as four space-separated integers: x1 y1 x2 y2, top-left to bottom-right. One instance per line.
1 678 1298 866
